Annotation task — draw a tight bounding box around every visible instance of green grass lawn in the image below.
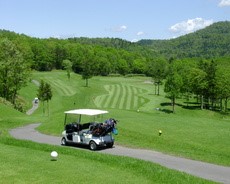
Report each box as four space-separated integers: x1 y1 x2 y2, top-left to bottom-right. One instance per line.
0 138 215 184
21 71 229 166
0 70 229 183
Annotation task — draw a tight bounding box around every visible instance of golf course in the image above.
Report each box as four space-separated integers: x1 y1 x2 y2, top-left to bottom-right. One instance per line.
0 70 229 183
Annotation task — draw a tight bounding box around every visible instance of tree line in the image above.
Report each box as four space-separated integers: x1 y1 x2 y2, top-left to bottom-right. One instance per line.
164 58 230 113
0 30 157 76
0 28 230 113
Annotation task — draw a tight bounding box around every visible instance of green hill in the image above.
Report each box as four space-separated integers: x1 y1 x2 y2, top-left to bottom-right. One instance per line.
0 71 229 183
1 21 230 78
17 71 230 166
138 21 230 58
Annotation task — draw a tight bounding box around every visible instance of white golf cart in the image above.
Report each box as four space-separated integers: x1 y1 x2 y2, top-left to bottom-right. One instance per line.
61 109 117 150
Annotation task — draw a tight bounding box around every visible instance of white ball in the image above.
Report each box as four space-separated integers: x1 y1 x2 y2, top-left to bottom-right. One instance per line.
51 151 58 158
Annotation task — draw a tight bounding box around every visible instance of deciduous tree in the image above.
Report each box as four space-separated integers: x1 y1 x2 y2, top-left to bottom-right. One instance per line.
0 38 30 108
37 80 52 115
63 59 72 80
164 72 183 113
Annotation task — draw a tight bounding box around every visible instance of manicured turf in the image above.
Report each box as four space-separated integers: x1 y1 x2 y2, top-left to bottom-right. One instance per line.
94 84 147 110
0 70 228 183
0 139 215 184
18 71 230 166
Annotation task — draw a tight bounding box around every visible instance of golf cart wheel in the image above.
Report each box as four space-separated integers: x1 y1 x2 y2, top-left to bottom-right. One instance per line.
61 137 67 145
106 142 114 148
89 141 97 151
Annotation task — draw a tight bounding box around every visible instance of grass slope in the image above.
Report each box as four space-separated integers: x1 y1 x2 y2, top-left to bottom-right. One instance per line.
0 138 214 184
0 70 229 183
19 71 230 166
0 102 213 183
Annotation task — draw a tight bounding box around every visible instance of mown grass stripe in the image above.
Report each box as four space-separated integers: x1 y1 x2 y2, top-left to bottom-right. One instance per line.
133 86 140 109
107 85 115 108
133 96 138 109
102 85 112 108
129 86 134 109
126 85 132 109
52 80 75 96
94 85 117 108
42 78 76 96
94 95 103 108
94 84 148 110
111 84 120 108
44 79 64 96
118 84 126 109
140 97 146 105
133 87 139 109
136 88 146 107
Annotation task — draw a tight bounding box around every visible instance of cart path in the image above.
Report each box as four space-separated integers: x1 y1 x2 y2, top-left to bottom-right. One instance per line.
26 99 39 115
9 123 230 184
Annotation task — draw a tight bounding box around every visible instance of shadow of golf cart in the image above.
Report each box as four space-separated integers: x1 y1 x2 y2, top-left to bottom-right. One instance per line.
61 109 118 151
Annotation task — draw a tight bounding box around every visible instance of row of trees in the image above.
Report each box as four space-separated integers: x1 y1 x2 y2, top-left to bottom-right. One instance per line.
0 30 156 76
164 59 230 113
1 30 230 114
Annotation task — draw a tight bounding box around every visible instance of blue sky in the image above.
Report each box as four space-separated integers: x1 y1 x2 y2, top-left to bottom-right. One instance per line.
0 0 230 41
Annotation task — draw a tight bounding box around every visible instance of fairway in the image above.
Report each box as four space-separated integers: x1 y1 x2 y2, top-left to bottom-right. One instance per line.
40 77 77 97
1 71 229 183
9 123 230 183
94 84 147 110
22 71 229 167
0 142 215 184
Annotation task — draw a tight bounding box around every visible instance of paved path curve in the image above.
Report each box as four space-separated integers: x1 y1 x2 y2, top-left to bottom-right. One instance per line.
26 80 40 115
10 123 230 184
26 99 39 115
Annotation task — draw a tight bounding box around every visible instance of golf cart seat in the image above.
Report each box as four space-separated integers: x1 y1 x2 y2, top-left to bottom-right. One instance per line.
65 123 82 133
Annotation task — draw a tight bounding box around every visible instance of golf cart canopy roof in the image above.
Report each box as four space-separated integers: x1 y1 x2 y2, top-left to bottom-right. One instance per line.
64 109 108 116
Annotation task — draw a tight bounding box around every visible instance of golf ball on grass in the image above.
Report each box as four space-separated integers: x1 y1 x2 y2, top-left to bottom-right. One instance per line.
158 130 162 136
51 151 58 161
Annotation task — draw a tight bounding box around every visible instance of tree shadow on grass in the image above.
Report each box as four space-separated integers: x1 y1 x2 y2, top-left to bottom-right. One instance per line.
160 103 173 114
160 102 172 106
160 109 173 114
182 102 201 110
183 105 201 110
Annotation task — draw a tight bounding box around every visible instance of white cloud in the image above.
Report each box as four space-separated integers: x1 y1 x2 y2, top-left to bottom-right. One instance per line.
131 39 139 42
218 0 230 7
137 31 144 36
105 25 128 33
170 18 213 34
112 25 127 32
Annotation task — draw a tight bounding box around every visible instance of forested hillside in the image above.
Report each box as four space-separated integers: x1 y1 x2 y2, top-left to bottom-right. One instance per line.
0 30 158 75
1 21 230 75
1 21 230 113
138 21 230 58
